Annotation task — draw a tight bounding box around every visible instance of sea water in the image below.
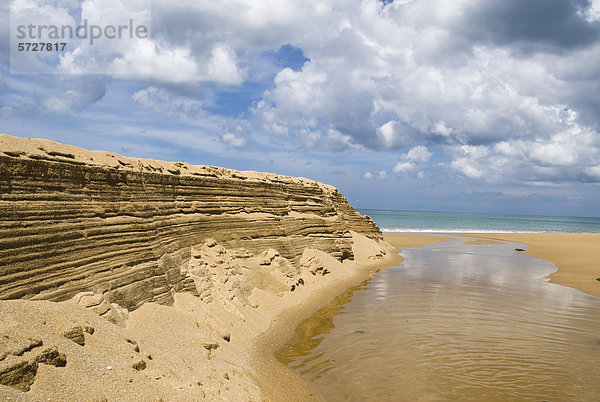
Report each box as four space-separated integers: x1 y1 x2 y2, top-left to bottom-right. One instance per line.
277 238 600 401
358 209 600 233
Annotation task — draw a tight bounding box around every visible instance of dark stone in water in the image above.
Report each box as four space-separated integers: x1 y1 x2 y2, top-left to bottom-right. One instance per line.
354 330 365 334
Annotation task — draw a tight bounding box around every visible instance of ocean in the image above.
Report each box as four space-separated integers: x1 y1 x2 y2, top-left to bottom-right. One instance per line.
359 209 600 233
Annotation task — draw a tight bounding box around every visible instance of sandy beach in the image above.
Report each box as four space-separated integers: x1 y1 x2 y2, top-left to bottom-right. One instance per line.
1 136 597 399
5 0 600 398
457 233 600 297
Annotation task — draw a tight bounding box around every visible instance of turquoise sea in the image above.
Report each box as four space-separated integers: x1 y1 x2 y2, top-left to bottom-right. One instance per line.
359 209 600 233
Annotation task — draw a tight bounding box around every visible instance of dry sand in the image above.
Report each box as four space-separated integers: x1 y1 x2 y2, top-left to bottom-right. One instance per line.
457 233 600 297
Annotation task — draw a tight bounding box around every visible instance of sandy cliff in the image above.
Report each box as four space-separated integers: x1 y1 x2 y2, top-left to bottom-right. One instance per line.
0 134 390 400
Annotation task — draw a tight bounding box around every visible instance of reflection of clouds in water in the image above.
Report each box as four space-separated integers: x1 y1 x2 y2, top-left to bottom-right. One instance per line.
402 239 551 289
283 236 600 400
401 237 598 320
373 277 389 301
392 237 600 363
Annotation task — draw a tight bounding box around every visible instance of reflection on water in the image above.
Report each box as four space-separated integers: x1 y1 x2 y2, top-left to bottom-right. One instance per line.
276 238 600 401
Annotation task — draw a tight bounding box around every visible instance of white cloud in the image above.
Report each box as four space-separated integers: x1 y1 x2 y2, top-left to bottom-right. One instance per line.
583 0 600 22
446 118 600 183
108 42 200 84
220 132 247 149
362 170 387 180
393 161 416 174
529 142 578 167
406 145 432 163
376 120 414 149
52 0 155 76
393 145 432 176
295 127 361 151
30 0 245 85
586 166 600 179
205 45 245 86
451 157 484 179
432 121 453 136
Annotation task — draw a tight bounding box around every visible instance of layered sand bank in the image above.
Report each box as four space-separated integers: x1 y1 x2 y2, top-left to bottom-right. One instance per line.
458 233 600 297
0 134 403 400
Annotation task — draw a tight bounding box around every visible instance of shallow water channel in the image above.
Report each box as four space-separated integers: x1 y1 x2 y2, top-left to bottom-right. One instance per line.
276 237 600 401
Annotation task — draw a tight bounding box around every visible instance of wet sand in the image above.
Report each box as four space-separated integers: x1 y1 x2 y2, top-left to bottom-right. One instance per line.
458 233 600 297
382 233 450 250
263 232 599 400
278 236 600 401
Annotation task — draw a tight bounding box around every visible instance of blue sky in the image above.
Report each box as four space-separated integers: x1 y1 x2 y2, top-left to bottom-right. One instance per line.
2 0 600 216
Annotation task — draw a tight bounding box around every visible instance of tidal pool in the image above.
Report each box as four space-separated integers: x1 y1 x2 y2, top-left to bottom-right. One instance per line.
276 238 600 401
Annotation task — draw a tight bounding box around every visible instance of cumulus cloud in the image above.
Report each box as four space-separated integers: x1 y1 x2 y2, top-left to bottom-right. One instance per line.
406 145 432 163
246 0 598 149
13 0 242 85
393 145 431 178
244 0 599 185
393 161 416 174
586 0 600 22
448 111 600 183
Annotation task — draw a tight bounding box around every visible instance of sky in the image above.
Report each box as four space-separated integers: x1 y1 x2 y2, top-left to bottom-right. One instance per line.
1 0 600 217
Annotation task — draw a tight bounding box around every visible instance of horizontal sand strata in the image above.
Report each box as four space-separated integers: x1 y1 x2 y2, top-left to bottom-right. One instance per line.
0 134 394 400
0 134 381 306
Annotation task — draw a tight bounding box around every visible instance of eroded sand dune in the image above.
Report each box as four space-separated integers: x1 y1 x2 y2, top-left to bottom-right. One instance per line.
0 134 390 400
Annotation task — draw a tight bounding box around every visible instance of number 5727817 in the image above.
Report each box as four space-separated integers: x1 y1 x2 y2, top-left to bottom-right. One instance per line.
17 43 67 51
